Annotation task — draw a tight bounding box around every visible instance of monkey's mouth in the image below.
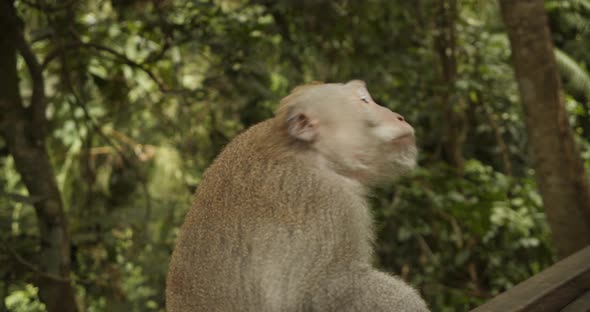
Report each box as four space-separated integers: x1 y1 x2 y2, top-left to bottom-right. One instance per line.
391 132 415 145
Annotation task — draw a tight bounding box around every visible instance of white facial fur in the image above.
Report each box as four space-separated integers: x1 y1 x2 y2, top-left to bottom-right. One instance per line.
280 81 417 184
372 123 415 142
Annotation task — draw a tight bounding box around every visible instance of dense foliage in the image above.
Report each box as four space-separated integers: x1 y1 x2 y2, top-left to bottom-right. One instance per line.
2 0 590 311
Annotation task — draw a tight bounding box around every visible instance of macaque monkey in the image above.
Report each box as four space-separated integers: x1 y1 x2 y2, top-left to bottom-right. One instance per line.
166 80 429 311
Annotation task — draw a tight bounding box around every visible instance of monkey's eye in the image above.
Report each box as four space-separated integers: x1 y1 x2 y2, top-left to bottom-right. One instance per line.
360 96 370 104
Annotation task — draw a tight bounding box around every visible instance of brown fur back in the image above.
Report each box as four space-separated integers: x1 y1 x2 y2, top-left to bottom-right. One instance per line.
166 120 372 311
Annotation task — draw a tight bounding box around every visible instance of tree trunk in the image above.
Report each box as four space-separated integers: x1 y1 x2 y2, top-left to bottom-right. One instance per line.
499 0 590 258
434 0 466 172
0 1 78 311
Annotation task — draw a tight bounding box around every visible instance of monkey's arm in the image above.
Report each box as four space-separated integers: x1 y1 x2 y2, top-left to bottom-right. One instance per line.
313 269 430 312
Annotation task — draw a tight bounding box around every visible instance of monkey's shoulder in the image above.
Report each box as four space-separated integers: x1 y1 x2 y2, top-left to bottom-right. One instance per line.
192 118 365 215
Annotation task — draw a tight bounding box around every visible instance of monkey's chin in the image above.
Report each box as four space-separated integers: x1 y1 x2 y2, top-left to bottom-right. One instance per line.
391 133 416 146
392 144 418 174
367 144 417 186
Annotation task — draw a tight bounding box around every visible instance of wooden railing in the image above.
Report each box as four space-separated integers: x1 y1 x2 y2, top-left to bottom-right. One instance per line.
471 245 590 312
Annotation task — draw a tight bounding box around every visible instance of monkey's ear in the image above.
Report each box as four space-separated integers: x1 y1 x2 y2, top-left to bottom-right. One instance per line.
286 111 318 142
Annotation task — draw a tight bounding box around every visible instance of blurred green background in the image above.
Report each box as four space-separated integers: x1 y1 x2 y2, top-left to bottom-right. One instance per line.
2 0 590 311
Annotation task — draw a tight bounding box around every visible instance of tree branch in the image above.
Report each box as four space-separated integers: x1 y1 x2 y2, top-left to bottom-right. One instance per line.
13 32 47 141
0 3 79 311
0 238 70 283
0 0 47 140
0 191 43 204
42 42 196 94
19 0 77 13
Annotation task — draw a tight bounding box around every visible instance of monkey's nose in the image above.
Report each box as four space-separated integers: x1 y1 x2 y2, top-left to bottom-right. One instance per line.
394 113 405 122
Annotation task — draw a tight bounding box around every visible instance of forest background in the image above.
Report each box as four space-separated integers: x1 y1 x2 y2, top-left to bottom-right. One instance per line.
2 0 590 311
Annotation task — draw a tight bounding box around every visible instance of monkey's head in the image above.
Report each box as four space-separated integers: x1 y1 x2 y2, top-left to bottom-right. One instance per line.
276 80 417 185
